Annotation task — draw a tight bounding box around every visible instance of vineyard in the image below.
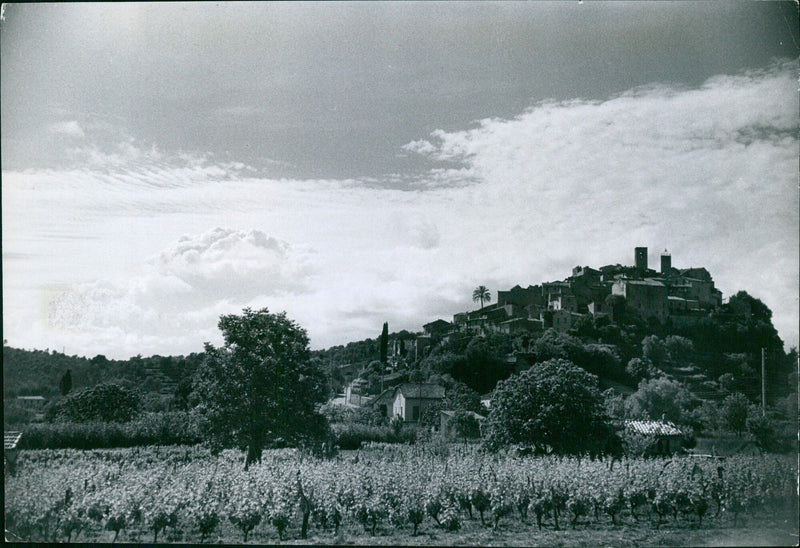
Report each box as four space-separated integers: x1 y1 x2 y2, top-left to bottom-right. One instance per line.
4 445 798 544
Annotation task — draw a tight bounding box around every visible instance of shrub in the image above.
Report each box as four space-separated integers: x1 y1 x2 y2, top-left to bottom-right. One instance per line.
746 414 790 453
721 392 752 436
54 383 140 423
330 422 416 449
18 411 205 449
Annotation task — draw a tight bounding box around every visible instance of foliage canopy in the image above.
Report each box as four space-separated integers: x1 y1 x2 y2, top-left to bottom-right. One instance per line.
195 308 330 467
484 358 612 454
54 383 140 423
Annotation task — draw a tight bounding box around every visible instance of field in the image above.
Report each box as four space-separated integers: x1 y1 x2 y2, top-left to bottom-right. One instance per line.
4 444 798 545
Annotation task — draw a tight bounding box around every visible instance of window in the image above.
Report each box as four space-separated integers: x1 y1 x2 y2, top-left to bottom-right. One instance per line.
412 405 420 421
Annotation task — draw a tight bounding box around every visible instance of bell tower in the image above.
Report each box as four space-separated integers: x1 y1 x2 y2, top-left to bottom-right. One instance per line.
660 249 672 274
635 247 648 273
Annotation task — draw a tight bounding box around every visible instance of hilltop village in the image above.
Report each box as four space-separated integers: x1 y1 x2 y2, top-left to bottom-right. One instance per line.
329 246 762 418
409 247 725 361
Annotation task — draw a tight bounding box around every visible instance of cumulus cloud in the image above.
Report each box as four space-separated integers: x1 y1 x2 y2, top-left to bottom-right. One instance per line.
151 227 316 297
2 61 798 358
48 120 85 138
37 228 317 356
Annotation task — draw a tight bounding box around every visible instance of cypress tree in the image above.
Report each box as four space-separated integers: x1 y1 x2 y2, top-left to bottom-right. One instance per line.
380 322 389 365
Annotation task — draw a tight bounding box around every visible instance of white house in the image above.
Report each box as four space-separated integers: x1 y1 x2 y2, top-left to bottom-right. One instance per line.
391 383 445 422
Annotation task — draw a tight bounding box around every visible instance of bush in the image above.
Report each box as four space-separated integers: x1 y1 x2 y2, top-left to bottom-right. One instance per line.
54 383 140 423
746 414 790 453
721 392 752 436
320 403 386 426
3 401 35 425
330 422 416 449
18 411 205 449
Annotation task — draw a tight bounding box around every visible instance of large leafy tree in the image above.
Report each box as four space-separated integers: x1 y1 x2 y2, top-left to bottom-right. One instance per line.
484 358 612 454
472 285 491 309
195 308 330 468
625 376 694 424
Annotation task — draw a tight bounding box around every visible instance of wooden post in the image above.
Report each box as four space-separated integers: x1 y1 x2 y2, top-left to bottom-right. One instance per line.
761 347 766 417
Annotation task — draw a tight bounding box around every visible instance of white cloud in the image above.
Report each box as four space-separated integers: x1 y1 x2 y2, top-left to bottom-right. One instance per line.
30 228 317 357
48 120 85 138
2 61 798 358
403 60 799 348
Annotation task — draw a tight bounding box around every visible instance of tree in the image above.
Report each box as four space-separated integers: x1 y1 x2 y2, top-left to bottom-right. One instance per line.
484 359 612 454
446 382 483 414
625 377 693 424
729 291 772 322
472 286 491 309
195 308 330 468
59 369 72 396
170 377 193 411
625 357 654 382
452 337 513 394
641 335 668 369
379 322 389 366
690 400 722 433
745 414 777 451
602 388 627 420
664 335 694 366
451 410 481 445
721 392 751 437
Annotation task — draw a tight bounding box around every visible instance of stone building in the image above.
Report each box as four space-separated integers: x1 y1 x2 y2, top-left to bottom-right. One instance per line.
612 278 669 322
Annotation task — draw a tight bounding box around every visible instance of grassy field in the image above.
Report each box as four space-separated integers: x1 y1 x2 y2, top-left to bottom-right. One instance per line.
4 444 798 545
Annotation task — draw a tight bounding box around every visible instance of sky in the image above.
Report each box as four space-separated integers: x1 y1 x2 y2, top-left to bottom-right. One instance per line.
2 2 798 360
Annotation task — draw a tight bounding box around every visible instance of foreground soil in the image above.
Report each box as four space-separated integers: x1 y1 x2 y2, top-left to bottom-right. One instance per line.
15 508 793 546
284 513 798 547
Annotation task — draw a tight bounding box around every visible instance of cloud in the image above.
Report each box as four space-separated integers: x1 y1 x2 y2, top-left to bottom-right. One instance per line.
403 60 799 346
151 227 317 297
48 120 85 138
36 228 317 356
2 61 798 358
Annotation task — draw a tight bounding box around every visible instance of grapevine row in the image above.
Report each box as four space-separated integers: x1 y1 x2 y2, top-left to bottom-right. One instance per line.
5 446 796 543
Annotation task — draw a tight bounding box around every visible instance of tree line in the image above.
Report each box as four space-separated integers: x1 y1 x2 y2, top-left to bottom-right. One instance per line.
3 289 797 461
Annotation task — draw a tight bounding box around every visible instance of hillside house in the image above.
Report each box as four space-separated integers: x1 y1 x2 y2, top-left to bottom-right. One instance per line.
4 431 23 473
624 420 684 455
14 395 46 410
423 319 451 337
392 383 445 422
549 309 584 333
370 388 396 418
497 284 545 309
612 279 669 322
498 317 543 335
344 378 371 407
439 410 486 440
9 396 47 422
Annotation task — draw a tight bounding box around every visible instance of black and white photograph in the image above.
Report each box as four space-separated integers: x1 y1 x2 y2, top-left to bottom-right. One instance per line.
2 2 798 545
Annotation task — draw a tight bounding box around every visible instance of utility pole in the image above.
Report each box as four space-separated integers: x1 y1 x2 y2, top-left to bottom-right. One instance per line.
761 347 766 416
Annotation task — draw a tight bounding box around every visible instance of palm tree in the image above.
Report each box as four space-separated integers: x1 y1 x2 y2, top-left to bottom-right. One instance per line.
472 285 491 309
